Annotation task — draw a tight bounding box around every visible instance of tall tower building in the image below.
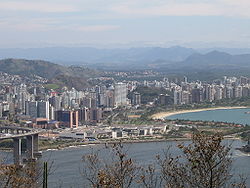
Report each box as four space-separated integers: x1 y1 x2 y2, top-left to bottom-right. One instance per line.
25 101 38 118
114 83 127 107
89 108 102 122
132 92 141 106
181 91 191 104
25 101 50 119
191 88 203 103
0 103 3 118
37 101 50 119
49 96 61 111
174 90 182 105
78 108 90 122
183 76 188 83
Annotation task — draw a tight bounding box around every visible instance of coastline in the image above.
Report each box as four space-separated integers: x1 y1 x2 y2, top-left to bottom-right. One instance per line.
151 106 248 120
1 105 247 152
38 136 241 151
39 137 190 151
0 135 241 152
0 138 189 152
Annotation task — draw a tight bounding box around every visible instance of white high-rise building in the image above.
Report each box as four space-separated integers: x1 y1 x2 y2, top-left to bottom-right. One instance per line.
234 86 243 98
49 105 55 120
0 103 2 118
214 86 223 100
114 83 127 107
174 90 182 105
181 91 190 104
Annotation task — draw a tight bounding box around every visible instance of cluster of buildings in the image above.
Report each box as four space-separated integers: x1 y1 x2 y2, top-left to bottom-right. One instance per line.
55 123 172 140
0 80 141 129
2 69 250 134
172 76 250 105
142 76 250 106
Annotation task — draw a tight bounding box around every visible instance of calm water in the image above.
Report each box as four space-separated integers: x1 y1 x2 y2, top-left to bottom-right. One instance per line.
1 140 249 187
1 108 250 187
44 140 249 187
168 108 250 125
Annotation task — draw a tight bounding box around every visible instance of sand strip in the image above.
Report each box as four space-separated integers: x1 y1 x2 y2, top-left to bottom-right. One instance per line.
151 106 248 120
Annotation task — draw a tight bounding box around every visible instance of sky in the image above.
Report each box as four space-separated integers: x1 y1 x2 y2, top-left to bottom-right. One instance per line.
1 0 250 48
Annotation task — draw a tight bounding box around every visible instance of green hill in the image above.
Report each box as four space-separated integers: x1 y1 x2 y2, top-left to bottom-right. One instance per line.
0 58 99 89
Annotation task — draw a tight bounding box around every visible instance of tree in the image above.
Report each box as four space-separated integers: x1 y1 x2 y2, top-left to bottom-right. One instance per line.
81 132 247 188
138 164 160 188
81 142 139 188
0 161 40 188
0 158 52 188
157 132 246 188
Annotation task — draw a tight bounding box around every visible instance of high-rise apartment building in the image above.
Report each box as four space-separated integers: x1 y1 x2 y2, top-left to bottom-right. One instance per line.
159 94 171 106
132 92 141 106
25 101 38 118
25 101 50 119
191 88 203 103
181 91 191 104
78 107 90 122
114 83 127 107
49 96 61 111
0 103 2 118
89 108 102 123
174 90 182 105
37 101 50 119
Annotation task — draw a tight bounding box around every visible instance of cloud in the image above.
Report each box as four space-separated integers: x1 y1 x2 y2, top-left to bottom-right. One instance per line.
221 0 250 6
0 1 78 13
0 17 120 32
111 3 221 17
1 0 250 18
109 0 250 18
0 17 63 31
76 25 120 32
0 0 249 47
219 0 250 17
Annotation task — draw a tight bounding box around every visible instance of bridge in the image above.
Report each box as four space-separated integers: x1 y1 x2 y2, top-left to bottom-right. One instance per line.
0 126 42 165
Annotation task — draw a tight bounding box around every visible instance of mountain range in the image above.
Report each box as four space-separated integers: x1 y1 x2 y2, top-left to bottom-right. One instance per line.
1 46 250 82
152 51 250 80
0 46 196 66
1 46 250 67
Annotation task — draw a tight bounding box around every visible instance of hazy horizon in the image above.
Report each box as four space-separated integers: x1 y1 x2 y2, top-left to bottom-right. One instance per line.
1 0 250 48
2 42 250 50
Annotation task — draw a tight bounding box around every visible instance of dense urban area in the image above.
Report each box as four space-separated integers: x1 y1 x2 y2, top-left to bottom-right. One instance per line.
1 69 250 150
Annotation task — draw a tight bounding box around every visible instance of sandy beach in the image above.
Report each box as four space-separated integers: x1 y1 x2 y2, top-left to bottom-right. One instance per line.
151 106 248 120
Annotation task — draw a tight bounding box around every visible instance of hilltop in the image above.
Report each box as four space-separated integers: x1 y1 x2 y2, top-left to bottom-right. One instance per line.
0 58 99 90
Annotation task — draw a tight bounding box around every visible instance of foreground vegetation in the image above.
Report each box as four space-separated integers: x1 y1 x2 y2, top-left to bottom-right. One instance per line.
82 132 247 188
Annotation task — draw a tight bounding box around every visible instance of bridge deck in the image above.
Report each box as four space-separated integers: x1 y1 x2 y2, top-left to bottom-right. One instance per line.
0 131 41 140
0 126 41 140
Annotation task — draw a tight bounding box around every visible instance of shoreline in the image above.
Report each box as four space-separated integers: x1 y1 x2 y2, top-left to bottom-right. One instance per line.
0 135 241 152
0 137 190 152
39 137 190 151
151 106 248 120
34 135 242 151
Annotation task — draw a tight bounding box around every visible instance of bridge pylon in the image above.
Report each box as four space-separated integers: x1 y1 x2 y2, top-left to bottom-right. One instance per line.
0 126 42 165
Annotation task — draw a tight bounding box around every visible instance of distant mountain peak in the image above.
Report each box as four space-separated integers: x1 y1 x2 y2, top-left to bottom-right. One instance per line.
205 50 231 56
0 46 197 66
